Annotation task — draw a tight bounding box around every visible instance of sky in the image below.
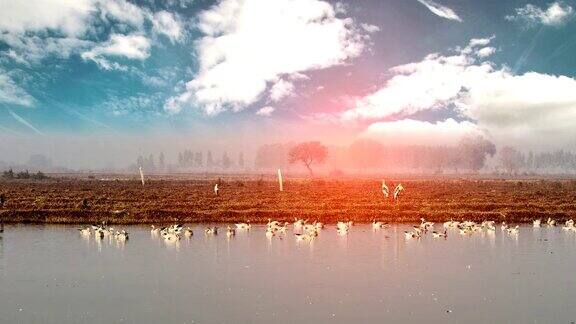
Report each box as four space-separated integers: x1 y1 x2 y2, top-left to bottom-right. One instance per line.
1 0 576 168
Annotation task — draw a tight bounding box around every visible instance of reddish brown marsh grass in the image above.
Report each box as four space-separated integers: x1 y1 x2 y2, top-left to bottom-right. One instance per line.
0 178 575 224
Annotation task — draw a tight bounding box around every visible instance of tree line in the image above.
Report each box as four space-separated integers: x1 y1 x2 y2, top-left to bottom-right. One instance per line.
256 136 498 175
134 151 245 172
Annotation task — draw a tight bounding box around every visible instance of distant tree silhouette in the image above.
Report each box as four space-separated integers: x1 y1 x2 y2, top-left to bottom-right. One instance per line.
457 136 496 172
222 152 232 169
288 141 328 176
499 146 524 175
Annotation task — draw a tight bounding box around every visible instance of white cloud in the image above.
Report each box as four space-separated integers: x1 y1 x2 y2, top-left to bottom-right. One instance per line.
81 34 151 70
0 0 150 36
0 0 95 36
98 0 149 28
343 37 576 148
362 119 483 146
476 47 496 58
269 79 295 102
256 106 275 116
361 23 380 33
165 0 367 115
468 37 492 47
0 34 93 63
0 0 172 66
416 0 462 22
506 2 574 27
0 73 35 107
152 11 183 43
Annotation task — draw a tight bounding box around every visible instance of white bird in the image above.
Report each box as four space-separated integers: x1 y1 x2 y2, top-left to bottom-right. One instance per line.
336 227 349 236
214 183 219 196
404 230 420 239
533 219 541 227
78 227 91 236
372 220 384 230
235 221 251 230
265 229 275 238
314 222 324 230
507 225 520 235
267 221 289 233
94 228 104 239
205 227 218 235
162 232 180 241
184 227 194 237
293 218 306 231
150 225 161 235
267 219 281 229
432 230 447 238
336 221 350 231
420 218 434 230
547 218 556 226
394 184 404 202
382 181 389 199
443 220 459 228
115 230 129 241
226 226 235 237
303 223 317 233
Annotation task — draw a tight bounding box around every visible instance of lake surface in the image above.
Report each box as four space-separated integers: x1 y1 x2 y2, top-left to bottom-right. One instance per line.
1 224 575 324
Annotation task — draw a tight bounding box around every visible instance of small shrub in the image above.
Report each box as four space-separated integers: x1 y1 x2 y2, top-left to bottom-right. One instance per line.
16 170 31 179
2 169 14 179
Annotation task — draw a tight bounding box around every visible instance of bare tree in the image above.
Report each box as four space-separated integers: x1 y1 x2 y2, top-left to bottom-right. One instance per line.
288 141 328 176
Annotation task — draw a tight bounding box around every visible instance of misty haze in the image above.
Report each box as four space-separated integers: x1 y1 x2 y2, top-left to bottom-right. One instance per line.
1 0 576 323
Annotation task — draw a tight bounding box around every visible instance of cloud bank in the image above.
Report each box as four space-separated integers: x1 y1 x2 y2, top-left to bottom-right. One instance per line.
344 37 576 148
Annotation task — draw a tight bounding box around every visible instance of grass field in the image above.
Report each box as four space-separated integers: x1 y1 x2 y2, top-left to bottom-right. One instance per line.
0 176 575 224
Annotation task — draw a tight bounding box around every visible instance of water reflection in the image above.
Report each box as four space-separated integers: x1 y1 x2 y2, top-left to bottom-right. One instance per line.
0 224 575 323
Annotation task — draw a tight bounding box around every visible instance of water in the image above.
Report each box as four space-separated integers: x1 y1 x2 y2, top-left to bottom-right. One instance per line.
0 224 575 324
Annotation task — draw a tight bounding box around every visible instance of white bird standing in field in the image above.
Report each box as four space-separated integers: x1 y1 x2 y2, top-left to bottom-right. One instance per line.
139 166 145 186
533 219 541 228
226 226 236 237
214 183 219 196
394 184 404 203
382 181 389 199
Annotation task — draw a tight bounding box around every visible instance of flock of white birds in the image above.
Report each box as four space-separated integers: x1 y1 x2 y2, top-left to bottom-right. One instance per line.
72 217 573 244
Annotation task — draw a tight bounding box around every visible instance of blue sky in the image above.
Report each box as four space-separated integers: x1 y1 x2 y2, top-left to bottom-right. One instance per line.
1 0 576 166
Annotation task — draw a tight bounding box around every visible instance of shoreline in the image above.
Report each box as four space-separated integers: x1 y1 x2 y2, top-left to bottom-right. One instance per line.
0 210 566 225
